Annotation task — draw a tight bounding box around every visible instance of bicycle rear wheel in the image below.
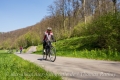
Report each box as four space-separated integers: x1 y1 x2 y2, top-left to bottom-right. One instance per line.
49 47 56 62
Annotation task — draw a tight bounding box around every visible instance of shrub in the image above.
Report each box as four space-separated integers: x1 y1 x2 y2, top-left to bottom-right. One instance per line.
84 12 120 51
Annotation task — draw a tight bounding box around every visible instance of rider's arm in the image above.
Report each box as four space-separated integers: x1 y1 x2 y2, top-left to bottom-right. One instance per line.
51 35 56 42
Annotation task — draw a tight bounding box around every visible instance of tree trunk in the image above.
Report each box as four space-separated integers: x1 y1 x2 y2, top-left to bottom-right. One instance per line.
112 0 117 13
83 0 86 24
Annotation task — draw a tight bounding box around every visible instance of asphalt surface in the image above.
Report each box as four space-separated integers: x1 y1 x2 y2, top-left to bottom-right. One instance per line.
15 46 120 80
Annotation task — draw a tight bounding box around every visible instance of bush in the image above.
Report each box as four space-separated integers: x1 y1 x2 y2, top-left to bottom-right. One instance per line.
72 22 86 37
84 12 120 51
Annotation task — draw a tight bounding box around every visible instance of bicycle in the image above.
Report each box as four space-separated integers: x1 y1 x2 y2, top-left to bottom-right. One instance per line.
20 50 22 54
43 41 56 62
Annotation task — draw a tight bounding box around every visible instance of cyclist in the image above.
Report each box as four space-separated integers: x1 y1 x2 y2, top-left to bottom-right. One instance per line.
20 46 23 53
43 27 55 53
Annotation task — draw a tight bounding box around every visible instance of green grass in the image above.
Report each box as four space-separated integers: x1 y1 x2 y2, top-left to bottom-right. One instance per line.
57 49 120 61
33 37 120 61
0 50 6 53
0 49 17 54
0 52 62 80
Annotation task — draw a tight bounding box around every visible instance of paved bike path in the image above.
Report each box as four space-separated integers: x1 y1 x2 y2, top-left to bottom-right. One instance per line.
15 52 120 80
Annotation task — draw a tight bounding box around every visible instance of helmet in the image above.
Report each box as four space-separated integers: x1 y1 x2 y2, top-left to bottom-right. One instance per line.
47 27 52 30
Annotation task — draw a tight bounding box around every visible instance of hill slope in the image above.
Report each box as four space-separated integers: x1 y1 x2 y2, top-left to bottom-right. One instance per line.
34 37 120 61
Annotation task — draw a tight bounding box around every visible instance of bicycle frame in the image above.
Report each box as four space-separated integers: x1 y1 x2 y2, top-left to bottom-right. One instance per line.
43 41 56 62
45 41 52 54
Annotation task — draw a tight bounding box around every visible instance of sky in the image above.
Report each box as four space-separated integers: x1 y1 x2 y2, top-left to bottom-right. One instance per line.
0 0 54 32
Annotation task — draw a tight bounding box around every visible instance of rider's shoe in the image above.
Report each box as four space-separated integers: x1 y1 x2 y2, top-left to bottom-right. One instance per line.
44 49 45 53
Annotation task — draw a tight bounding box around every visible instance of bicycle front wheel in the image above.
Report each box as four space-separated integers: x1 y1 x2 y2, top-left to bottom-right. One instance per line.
49 47 56 62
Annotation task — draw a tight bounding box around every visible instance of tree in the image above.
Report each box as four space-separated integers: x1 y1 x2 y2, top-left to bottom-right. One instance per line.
112 0 117 13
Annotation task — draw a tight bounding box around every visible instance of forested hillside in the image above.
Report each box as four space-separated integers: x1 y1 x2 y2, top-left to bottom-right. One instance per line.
0 0 120 51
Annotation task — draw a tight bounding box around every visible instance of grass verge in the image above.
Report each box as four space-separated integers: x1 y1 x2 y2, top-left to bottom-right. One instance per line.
0 52 62 80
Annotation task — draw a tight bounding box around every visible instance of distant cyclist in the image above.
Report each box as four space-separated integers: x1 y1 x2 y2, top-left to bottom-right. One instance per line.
43 27 55 53
20 46 23 53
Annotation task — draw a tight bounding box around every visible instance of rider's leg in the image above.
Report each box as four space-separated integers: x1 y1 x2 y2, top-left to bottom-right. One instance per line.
43 41 46 53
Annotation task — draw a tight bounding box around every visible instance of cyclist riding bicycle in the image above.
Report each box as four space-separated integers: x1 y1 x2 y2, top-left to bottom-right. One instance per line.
20 46 23 53
43 27 55 54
